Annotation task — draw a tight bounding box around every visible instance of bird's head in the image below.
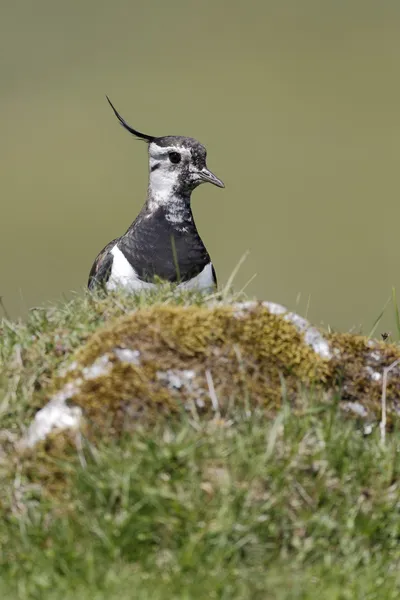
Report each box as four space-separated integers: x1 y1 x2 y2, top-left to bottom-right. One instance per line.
106 97 224 203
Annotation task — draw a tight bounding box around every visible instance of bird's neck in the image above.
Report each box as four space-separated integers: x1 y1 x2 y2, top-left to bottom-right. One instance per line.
145 180 194 230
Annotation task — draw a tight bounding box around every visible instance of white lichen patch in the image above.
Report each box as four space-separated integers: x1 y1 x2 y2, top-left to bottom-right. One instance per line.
365 366 382 382
233 301 332 360
82 355 111 380
342 401 368 418
369 351 382 362
364 424 374 435
113 348 141 365
263 302 333 360
18 398 82 450
19 349 141 449
157 369 206 409
157 369 196 389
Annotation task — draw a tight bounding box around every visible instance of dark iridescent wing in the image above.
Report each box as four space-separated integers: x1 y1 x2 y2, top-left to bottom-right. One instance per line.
87 238 118 290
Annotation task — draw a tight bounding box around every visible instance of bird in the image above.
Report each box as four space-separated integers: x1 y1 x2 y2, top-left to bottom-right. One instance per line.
88 97 224 294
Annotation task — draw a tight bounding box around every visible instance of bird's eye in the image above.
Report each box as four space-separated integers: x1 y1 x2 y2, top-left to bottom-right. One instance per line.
169 151 181 164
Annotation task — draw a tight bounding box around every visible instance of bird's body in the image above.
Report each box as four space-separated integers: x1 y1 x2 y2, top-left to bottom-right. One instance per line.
88 99 224 293
88 200 216 292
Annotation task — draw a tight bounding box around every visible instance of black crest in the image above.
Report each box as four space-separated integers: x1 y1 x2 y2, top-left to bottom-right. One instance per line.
106 96 155 143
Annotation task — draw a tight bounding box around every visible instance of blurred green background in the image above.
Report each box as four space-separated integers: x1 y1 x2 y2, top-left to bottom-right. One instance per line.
1 0 400 331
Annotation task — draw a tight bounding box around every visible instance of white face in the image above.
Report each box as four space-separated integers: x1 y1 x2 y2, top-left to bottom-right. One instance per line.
148 142 193 205
147 139 224 210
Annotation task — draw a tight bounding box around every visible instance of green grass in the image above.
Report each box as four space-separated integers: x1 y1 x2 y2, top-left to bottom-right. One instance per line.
1 290 400 599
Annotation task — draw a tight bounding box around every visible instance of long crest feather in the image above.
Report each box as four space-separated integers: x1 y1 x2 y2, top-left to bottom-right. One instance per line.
106 96 155 143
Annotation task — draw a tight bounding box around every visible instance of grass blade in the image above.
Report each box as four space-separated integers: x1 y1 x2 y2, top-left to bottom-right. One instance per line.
392 287 400 340
368 295 391 339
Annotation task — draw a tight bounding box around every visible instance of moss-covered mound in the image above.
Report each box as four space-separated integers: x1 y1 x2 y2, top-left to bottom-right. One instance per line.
19 300 400 452
41 303 330 440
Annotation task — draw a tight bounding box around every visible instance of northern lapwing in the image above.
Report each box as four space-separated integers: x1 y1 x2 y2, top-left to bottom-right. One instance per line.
88 97 224 293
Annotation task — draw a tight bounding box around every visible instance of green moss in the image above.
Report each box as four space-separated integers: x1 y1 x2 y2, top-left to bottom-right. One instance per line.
48 304 330 438
21 432 78 497
328 332 400 423
46 303 400 439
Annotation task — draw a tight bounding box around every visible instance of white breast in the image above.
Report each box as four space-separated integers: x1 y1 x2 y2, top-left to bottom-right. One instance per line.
106 245 215 293
177 263 215 292
106 245 156 292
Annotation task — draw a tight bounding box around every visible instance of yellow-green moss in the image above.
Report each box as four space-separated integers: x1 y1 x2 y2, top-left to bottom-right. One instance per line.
48 304 330 438
328 332 400 423
26 304 400 447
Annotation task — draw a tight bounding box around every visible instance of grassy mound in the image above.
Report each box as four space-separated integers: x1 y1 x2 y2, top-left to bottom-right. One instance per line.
49 303 329 438
19 298 400 452
1 289 400 598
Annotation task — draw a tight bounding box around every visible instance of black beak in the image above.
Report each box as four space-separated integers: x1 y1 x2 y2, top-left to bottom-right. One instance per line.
198 167 225 188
